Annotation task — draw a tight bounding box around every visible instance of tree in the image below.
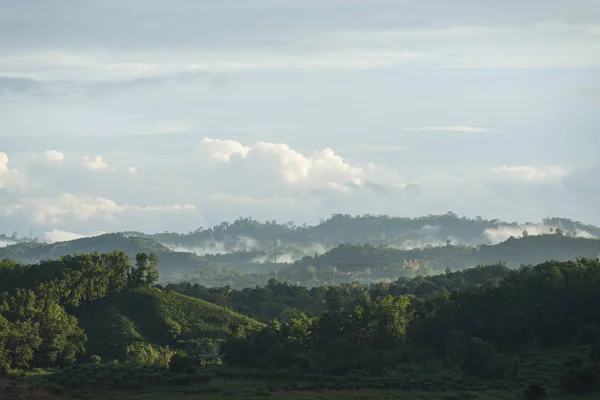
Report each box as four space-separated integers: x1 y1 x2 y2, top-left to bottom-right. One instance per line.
523 383 548 400
129 253 160 288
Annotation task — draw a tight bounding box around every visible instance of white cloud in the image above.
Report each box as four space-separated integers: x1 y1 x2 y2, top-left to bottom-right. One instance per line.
0 152 24 190
197 138 378 193
82 155 110 171
199 137 251 162
127 166 137 174
44 150 65 163
402 125 489 133
21 193 197 224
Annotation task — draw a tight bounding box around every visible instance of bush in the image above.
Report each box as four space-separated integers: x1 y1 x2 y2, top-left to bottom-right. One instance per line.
560 362 600 394
169 354 196 374
589 345 600 364
523 383 548 400
89 354 102 364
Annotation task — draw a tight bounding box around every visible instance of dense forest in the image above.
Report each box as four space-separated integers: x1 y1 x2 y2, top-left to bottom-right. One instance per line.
137 213 600 249
2 249 600 398
2 214 600 398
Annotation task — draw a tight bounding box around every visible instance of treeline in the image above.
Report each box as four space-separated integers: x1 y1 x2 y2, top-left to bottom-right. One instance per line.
143 213 600 248
4 227 600 291
0 252 159 371
162 263 511 323
219 258 600 393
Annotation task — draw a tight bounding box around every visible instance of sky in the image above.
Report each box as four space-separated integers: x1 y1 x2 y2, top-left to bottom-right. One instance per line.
1 0 600 242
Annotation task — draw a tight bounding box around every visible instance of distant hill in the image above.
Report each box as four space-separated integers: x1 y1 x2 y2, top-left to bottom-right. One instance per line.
125 213 600 257
78 287 264 361
290 233 600 272
3 227 600 288
0 233 215 282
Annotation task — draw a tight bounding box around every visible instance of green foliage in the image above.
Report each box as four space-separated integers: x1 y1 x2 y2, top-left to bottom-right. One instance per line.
78 287 263 361
89 354 101 364
169 354 197 374
219 257 600 390
165 263 511 323
523 383 548 400
0 251 259 372
560 362 600 394
125 342 173 368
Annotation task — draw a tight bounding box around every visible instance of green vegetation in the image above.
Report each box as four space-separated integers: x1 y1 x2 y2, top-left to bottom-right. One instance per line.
135 213 600 250
2 222 600 289
79 287 263 361
0 252 261 373
3 217 600 399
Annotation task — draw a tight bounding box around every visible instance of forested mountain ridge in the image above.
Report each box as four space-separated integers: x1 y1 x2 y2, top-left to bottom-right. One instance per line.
128 213 600 252
2 227 600 289
291 233 600 271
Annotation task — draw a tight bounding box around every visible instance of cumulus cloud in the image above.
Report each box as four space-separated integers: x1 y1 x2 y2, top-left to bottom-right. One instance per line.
44 150 65 163
199 138 251 162
82 155 110 171
198 138 372 193
0 152 24 190
2 138 600 234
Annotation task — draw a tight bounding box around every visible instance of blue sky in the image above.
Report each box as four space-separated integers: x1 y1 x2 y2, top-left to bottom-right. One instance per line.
1 0 599 241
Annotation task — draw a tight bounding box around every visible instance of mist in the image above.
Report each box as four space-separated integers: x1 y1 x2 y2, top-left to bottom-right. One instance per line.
483 224 597 244
162 236 261 255
0 239 16 248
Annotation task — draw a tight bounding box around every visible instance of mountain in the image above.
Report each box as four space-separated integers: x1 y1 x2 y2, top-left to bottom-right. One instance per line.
126 213 600 257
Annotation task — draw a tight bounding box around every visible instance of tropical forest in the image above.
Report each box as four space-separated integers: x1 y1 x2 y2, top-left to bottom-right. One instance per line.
1 213 600 399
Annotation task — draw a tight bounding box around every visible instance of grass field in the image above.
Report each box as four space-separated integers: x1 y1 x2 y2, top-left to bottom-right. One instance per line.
4 377 600 400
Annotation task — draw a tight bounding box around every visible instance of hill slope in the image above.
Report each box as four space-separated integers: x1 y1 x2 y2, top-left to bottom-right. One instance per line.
0 233 217 282
78 287 264 361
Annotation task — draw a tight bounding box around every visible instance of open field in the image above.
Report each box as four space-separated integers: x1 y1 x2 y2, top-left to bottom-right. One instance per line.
4 378 600 400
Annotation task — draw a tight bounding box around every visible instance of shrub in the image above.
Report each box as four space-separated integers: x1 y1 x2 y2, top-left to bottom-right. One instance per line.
169 354 196 374
89 354 102 364
560 362 600 394
523 383 548 400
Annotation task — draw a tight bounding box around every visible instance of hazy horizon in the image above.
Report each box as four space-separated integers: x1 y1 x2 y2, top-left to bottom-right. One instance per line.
2 0 599 242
